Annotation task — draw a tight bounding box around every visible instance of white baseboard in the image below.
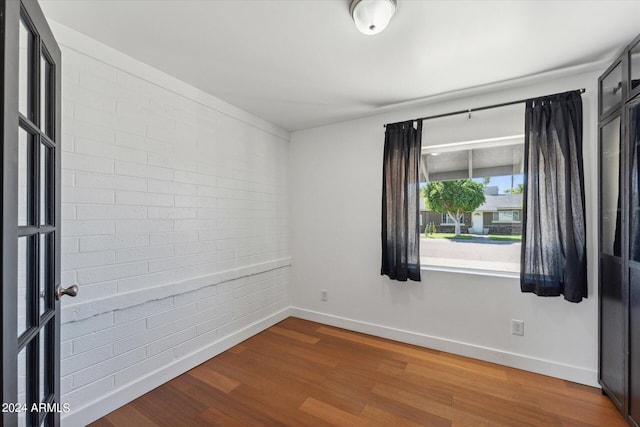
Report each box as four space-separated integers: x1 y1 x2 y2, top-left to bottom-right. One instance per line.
290 307 599 388
63 305 599 425
62 307 292 426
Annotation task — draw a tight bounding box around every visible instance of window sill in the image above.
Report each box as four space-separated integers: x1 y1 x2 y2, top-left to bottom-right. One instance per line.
420 264 520 279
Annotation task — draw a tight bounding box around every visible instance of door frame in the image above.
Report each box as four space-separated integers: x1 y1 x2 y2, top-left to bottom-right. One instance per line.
2 0 22 419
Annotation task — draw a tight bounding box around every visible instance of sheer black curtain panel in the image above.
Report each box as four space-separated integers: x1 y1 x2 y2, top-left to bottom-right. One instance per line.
521 90 587 302
381 120 422 282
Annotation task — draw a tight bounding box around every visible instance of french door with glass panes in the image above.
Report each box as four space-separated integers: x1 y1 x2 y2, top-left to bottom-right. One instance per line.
2 0 69 426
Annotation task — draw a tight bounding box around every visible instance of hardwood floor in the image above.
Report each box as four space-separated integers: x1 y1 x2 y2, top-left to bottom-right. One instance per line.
90 317 627 426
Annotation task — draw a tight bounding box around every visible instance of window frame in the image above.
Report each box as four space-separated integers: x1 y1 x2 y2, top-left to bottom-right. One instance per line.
420 135 524 277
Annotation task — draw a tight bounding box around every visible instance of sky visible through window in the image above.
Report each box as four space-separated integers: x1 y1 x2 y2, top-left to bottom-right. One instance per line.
472 174 524 193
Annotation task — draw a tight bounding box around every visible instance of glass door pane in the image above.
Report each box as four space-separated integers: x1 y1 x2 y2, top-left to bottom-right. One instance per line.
631 40 640 93
39 331 45 404
40 144 52 225
39 233 51 318
18 128 33 227
18 19 33 118
17 346 27 427
601 117 622 256
40 53 53 137
601 62 623 117
631 104 640 262
18 237 28 337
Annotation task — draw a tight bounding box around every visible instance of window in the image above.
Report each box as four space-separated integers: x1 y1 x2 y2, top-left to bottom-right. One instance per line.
420 135 524 273
492 210 521 222
441 213 456 224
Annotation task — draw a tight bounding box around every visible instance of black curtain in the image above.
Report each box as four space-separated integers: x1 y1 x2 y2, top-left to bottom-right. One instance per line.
521 90 587 302
381 120 422 281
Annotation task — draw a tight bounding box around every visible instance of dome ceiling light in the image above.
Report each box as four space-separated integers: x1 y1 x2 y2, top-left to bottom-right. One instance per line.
350 0 397 35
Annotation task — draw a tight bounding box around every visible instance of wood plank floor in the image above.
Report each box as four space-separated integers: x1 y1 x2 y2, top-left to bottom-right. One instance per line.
90 317 627 426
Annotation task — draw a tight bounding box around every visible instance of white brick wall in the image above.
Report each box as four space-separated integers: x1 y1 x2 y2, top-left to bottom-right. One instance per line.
58 39 291 420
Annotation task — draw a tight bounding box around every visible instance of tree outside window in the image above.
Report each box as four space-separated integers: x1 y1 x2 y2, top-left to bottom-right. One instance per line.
422 179 485 236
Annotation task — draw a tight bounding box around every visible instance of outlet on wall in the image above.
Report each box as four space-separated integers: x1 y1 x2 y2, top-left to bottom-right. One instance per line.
511 319 524 336
321 289 328 301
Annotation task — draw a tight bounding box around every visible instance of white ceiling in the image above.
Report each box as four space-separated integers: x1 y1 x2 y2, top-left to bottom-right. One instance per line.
39 0 640 132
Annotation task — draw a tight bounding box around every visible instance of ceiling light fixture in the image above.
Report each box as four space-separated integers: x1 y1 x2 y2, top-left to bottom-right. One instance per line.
350 0 397 36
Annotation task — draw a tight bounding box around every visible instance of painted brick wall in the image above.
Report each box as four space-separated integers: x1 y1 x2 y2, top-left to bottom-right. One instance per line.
57 40 290 420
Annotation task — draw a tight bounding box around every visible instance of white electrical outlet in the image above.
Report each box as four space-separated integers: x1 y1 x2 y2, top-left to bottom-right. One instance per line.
511 319 524 336
321 290 328 301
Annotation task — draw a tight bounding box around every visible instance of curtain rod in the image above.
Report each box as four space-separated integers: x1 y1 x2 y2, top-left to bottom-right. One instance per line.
383 88 586 128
